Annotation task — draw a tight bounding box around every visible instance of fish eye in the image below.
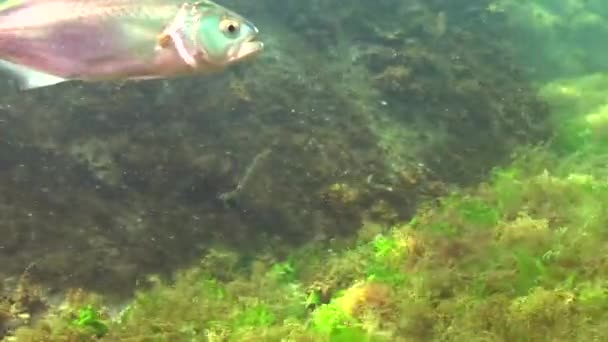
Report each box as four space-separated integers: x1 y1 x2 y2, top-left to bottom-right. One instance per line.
220 19 240 36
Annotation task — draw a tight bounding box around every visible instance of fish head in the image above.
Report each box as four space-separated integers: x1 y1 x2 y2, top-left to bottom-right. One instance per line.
174 1 263 70
198 12 262 64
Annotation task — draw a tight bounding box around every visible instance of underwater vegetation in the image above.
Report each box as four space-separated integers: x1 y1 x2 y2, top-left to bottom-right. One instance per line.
500 0 608 80
539 72 608 155
4 144 608 341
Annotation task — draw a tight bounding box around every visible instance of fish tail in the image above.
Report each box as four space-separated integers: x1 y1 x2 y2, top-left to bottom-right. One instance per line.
0 59 67 90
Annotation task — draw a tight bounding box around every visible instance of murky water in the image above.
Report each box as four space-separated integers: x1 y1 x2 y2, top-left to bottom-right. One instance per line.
0 0 606 340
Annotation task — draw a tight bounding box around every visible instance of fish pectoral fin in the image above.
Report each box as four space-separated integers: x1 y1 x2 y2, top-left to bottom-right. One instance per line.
0 60 68 90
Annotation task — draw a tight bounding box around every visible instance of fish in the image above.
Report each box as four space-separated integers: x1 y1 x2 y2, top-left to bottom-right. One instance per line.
0 0 263 89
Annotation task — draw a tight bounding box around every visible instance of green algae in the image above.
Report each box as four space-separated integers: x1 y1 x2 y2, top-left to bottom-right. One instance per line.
3 75 603 341
71 305 108 337
538 73 608 154
7 140 608 341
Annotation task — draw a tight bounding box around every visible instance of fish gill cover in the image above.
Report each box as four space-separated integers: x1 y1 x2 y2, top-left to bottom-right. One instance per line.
0 0 606 341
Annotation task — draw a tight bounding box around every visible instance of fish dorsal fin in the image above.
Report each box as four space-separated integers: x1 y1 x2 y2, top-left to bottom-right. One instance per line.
0 59 67 90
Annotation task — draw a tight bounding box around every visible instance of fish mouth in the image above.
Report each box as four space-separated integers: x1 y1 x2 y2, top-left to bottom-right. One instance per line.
231 35 264 62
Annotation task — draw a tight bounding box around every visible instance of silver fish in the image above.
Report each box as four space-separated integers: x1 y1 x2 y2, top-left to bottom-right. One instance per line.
0 0 263 89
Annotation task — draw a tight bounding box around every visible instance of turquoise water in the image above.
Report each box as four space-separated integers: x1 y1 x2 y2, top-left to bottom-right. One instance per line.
1 0 607 340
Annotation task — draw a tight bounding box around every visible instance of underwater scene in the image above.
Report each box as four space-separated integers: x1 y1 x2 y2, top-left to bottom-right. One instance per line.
1 0 608 340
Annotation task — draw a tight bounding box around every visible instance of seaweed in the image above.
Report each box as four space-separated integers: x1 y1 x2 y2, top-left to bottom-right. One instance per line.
71 305 109 337
3 141 608 341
